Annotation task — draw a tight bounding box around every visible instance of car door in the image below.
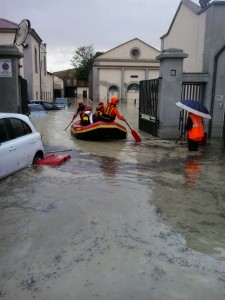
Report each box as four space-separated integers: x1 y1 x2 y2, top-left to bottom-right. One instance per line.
0 118 17 179
8 118 35 170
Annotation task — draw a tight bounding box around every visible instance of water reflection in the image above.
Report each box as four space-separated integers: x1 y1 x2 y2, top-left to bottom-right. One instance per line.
98 156 119 178
184 157 201 187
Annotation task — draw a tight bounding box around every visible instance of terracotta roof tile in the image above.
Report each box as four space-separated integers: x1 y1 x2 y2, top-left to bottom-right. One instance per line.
0 18 18 29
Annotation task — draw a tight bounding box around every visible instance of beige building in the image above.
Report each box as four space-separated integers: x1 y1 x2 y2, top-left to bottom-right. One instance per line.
159 0 225 138
53 75 64 98
161 0 206 73
91 38 160 102
0 18 54 101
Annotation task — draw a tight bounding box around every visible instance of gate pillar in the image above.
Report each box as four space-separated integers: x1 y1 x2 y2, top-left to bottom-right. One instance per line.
156 48 188 139
0 45 23 113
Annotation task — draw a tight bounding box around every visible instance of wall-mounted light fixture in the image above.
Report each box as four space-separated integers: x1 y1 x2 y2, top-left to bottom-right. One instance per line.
171 70 176 76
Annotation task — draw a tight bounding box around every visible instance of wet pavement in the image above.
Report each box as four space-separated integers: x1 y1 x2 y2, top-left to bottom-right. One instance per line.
0 99 225 300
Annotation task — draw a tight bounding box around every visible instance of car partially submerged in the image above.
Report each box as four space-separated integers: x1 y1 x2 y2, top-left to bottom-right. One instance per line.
53 98 71 109
28 103 47 118
0 113 44 180
29 100 61 111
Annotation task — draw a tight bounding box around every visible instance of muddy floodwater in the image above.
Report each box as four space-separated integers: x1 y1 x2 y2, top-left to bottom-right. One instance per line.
0 99 225 300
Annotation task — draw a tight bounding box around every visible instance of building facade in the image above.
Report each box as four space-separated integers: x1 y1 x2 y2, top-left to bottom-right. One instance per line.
160 0 225 138
91 38 160 103
0 18 54 102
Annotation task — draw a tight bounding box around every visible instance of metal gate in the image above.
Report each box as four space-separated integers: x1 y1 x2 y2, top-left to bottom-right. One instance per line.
178 82 206 138
19 76 28 114
139 79 159 136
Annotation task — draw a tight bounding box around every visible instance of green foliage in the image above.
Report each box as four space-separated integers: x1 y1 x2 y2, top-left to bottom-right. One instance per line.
71 45 103 81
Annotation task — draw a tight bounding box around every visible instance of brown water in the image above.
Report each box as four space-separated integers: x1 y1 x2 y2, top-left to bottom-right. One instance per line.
0 99 225 300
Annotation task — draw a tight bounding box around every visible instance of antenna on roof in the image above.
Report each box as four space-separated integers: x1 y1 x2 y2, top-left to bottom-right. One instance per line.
199 0 211 9
13 19 30 48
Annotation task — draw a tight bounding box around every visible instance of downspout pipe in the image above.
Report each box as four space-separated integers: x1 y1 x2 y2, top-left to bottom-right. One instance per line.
39 42 42 100
208 44 225 138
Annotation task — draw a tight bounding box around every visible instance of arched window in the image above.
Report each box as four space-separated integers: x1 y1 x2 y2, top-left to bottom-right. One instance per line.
128 83 139 92
34 47 38 73
109 85 118 92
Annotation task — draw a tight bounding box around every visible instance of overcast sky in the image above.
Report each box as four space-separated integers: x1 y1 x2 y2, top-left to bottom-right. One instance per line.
2 0 201 72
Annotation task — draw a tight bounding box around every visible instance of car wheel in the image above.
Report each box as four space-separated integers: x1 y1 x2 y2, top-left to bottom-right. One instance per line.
33 152 44 164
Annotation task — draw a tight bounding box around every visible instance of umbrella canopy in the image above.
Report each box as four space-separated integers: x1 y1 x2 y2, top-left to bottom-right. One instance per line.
176 99 212 119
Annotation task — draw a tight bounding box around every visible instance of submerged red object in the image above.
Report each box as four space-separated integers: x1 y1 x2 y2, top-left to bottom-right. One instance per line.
35 154 71 166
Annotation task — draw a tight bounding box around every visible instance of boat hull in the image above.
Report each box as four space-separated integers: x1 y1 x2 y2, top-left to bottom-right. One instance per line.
70 121 127 140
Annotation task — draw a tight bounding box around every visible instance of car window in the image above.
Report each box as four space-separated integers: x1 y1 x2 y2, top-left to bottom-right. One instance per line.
0 119 10 143
10 118 32 138
29 105 45 111
55 99 68 104
43 102 53 109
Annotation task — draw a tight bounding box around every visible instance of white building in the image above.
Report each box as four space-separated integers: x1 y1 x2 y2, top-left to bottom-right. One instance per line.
53 75 64 98
91 38 160 102
160 0 225 138
0 18 54 101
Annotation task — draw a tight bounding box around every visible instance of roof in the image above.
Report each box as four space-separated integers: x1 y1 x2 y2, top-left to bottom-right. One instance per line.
0 18 43 43
161 0 202 39
182 0 202 13
0 18 18 29
95 38 160 60
161 1 225 39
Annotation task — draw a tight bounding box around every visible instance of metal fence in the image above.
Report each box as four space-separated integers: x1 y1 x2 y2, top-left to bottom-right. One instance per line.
178 82 206 138
139 79 160 136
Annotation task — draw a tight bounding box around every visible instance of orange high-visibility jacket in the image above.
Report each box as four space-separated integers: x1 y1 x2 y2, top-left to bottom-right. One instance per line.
103 104 125 121
187 113 204 141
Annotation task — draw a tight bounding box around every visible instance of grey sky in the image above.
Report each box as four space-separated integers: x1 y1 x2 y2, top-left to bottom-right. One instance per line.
2 0 200 72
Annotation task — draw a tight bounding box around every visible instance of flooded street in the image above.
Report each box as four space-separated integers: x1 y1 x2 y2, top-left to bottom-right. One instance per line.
0 99 225 300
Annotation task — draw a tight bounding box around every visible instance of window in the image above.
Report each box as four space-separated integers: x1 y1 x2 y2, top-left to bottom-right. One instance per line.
0 119 10 143
130 47 141 59
10 118 32 138
44 56 47 76
128 83 139 92
34 48 38 73
109 85 118 92
0 118 32 143
131 75 138 78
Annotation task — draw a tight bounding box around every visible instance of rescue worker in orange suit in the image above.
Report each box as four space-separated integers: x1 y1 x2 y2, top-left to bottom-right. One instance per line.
101 97 125 122
185 112 204 151
72 100 86 122
93 100 105 122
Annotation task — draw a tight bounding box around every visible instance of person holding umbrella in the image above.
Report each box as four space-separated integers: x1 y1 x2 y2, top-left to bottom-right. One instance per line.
176 99 212 151
185 112 204 151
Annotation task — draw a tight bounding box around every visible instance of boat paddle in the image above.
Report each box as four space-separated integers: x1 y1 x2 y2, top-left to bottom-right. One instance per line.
65 114 78 130
64 119 74 131
124 120 142 142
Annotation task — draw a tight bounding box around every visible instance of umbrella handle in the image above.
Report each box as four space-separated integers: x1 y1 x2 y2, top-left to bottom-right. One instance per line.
175 131 186 144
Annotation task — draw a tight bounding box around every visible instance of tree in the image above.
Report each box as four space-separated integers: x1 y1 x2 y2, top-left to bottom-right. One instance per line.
71 45 103 81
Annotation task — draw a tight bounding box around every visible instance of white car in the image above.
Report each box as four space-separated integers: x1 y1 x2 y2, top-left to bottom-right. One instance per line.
0 113 44 180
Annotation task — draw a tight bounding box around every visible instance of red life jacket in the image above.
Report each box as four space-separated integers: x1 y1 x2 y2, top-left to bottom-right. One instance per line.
188 113 204 141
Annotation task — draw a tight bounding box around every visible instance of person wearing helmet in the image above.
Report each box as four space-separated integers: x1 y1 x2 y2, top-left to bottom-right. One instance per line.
93 100 105 122
72 100 86 121
101 97 125 122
